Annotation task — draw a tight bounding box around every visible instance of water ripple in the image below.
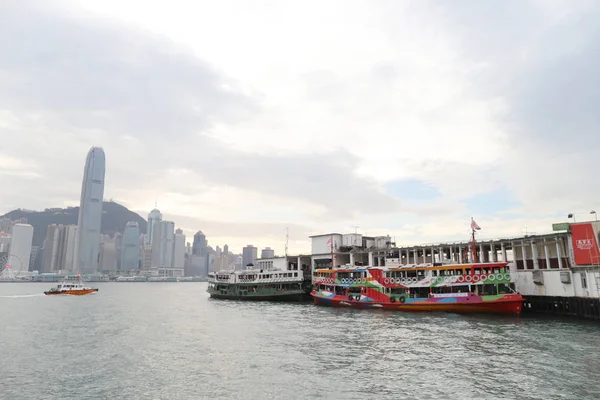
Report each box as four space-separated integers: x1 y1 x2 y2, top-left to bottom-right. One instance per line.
1 283 599 399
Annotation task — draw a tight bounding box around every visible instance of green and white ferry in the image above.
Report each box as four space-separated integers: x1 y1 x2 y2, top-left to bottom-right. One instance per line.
207 256 312 301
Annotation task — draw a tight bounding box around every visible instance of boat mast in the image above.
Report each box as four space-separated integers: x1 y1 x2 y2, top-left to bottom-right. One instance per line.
471 217 478 263
330 235 335 269
285 227 289 257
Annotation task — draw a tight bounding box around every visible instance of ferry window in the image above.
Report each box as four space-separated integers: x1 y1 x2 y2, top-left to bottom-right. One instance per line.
474 269 482 274
581 274 588 289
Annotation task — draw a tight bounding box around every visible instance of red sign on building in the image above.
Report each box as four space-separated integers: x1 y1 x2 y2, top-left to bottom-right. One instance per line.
570 222 600 265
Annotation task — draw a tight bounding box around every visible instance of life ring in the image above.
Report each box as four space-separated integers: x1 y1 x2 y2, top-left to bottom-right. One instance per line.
412 277 418 283
348 295 353 301
399 296 405 303
472 275 480 283
444 277 451 283
384 278 390 284
362 278 366 283
488 275 495 282
496 273 504 280
400 278 406 285
504 273 511 281
465 275 473 282
457 276 465 283
390 297 396 303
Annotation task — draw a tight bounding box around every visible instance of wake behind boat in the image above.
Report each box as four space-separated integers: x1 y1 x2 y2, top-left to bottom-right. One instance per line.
44 276 98 296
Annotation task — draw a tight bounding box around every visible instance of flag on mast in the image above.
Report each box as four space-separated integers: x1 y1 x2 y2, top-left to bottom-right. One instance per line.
471 218 481 231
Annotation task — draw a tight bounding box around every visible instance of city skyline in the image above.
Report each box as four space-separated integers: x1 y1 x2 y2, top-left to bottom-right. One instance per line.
1 1 600 255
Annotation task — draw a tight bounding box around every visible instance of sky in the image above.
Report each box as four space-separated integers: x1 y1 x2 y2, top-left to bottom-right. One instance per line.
1 0 599 254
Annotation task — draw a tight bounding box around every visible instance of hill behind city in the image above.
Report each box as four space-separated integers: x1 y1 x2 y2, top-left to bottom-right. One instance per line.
1 201 147 247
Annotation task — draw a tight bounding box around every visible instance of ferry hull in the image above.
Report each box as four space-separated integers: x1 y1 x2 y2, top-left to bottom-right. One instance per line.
209 291 309 302
44 289 99 296
312 293 524 316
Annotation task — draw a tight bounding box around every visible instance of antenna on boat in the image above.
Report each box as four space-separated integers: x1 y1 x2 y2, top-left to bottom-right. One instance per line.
285 227 289 257
470 217 481 263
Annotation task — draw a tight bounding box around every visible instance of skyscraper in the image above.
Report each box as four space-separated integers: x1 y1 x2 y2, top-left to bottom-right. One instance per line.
242 245 257 270
188 231 208 276
42 224 77 273
8 223 34 275
74 147 105 274
146 208 162 245
261 247 275 259
121 221 140 272
99 235 117 272
160 221 175 267
173 228 186 270
192 231 207 256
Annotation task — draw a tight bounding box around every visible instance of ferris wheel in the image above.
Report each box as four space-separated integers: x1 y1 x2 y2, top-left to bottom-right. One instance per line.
0 253 24 280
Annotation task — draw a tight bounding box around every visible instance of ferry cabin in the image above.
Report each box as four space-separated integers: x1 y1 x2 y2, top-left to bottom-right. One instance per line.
313 262 516 300
207 267 306 297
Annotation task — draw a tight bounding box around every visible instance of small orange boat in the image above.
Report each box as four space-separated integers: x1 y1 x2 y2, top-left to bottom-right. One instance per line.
44 277 98 296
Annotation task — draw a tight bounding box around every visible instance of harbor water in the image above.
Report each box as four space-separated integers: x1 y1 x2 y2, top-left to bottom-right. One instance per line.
1 283 599 399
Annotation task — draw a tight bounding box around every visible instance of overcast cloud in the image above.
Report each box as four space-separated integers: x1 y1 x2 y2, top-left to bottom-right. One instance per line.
1 0 599 253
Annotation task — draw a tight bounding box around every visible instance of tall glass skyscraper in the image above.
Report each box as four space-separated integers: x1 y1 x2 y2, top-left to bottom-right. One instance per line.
120 221 140 271
146 209 162 245
74 147 105 274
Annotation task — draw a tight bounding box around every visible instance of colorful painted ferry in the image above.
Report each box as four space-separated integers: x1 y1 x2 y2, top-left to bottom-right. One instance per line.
207 257 312 301
311 261 524 315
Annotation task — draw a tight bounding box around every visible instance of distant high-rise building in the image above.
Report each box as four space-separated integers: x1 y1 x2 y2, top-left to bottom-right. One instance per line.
173 229 185 270
215 245 222 257
114 231 123 270
223 244 229 255
142 244 152 270
99 235 117 272
242 245 257 270
0 234 12 263
8 223 34 275
146 208 162 245
192 231 207 256
42 224 77 273
121 221 140 272
261 247 275 259
160 221 175 268
29 246 39 272
150 220 163 268
0 218 13 234
207 252 215 273
74 146 106 274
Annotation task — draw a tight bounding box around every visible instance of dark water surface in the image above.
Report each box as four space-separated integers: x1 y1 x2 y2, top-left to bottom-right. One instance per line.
1 283 599 399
